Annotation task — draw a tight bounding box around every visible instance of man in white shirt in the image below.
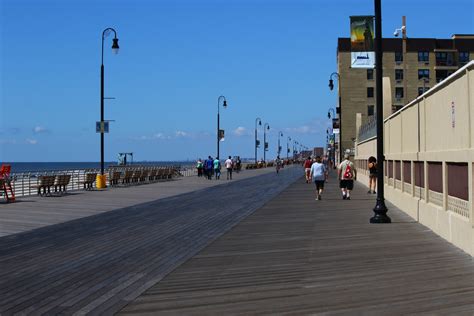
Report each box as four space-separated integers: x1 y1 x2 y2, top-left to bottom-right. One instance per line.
310 156 328 200
225 156 234 180
337 153 357 200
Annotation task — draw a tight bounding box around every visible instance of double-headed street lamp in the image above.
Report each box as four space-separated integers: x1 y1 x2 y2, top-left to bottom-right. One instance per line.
99 27 120 186
329 72 342 164
263 123 270 162
277 131 283 157
255 117 262 163
370 0 391 223
217 95 227 160
287 136 291 160
293 140 299 158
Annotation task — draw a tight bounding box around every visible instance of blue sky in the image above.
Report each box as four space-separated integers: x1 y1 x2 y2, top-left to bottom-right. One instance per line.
1 0 473 162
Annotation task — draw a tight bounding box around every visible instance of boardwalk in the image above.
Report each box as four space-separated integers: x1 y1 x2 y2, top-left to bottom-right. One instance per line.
0 166 278 237
121 173 474 315
1 167 474 315
0 166 301 315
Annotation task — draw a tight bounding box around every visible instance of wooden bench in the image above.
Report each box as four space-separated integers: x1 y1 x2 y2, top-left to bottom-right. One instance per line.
140 169 149 183
148 169 157 181
31 175 56 196
79 173 97 190
122 170 133 184
54 174 71 194
109 171 122 186
131 170 141 183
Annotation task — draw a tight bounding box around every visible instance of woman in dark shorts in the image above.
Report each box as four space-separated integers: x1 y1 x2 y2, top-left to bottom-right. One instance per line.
368 156 377 194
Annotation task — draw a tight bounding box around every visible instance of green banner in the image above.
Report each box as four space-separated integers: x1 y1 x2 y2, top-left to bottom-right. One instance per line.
350 16 374 52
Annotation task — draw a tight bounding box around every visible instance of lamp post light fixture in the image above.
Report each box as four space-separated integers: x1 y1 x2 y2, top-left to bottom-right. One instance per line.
287 136 291 160
255 117 262 163
98 27 120 188
277 131 283 157
263 123 270 162
370 0 391 224
328 72 342 165
217 95 227 160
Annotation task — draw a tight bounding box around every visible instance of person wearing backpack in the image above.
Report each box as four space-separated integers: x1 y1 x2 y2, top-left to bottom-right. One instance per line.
338 153 357 200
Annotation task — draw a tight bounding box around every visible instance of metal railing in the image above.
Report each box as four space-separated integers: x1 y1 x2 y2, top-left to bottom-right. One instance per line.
5 164 197 198
358 116 376 142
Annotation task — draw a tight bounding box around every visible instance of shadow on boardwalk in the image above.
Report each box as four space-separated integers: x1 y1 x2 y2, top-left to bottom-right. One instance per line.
0 166 301 315
121 172 474 315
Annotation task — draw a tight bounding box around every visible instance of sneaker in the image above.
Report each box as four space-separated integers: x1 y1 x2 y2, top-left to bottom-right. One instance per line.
346 196 351 200
367 190 372 194
342 195 346 200
315 197 319 200
373 191 376 194
318 196 322 200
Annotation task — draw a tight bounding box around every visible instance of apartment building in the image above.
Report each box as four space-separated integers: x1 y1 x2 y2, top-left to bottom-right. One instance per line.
336 34 474 155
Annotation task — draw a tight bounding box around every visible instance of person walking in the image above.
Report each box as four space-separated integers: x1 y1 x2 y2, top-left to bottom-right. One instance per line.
235 156 242 173
213 157 221 180
196 158 203 177
205 156 214 180
368 156 377 194
275 156 282 174
310 156 327 200
338 153 357 200
225 156 234 180
304 156 312 183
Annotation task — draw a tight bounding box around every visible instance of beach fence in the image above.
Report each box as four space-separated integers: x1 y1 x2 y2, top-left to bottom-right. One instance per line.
4 164 197 198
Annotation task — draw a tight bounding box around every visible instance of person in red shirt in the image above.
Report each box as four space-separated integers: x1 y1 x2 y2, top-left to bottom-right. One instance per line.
304 157 313 183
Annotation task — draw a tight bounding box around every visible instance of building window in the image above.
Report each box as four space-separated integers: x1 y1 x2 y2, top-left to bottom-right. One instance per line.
418 51 429 62
367 87 374 98
395 69 404 81
459 52 470 64
395 51 403 62
395 87 404 99
418 69 430 80
436 52 456 66
418 87 430 96
367 69 374 80
367 105 374 116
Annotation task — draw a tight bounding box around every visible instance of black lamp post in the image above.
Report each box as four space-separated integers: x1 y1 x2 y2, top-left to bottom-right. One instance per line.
263 123 270 162
327 107 336 166
287 136 291 160
370 0 391 223
100 27 119 177
293 140 298 159
255 117 262 163
217 95 227 160
277 131 283 157
329 72 342 165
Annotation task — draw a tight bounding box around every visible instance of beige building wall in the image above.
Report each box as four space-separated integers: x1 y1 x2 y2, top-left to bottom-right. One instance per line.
355 61 474 256
339 40 474 157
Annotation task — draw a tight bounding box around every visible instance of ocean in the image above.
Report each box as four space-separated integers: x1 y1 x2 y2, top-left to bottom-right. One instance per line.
3 162 194 173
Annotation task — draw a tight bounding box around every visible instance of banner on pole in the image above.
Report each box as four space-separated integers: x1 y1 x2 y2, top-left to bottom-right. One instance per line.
350 16 375 68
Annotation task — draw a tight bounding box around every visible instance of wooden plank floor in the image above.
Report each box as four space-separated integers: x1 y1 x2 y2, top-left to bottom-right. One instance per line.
0 167 278 237
120 172 474 315
0 166 301 315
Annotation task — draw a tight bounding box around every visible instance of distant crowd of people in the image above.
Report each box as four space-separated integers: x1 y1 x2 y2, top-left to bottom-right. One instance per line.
196 156 242 180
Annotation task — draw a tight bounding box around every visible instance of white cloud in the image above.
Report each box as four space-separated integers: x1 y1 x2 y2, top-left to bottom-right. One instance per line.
26 138 38 145
175 131 188 137
33 126 48 134
233 126 248 136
